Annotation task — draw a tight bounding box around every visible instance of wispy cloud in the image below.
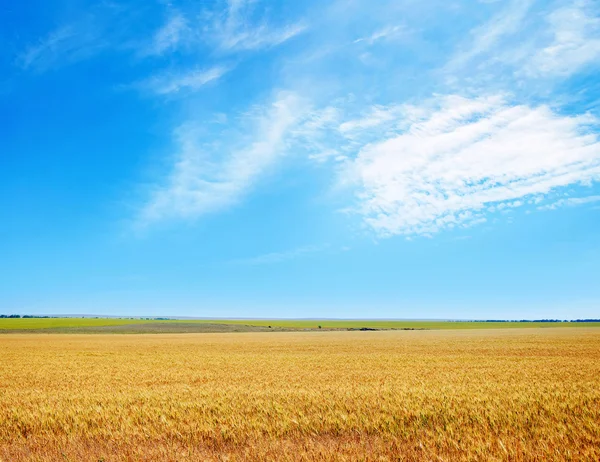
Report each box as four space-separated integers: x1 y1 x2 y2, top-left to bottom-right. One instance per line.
143 12 189 57
340 95 600 236
138 66 230 95
137 0 307 58
339 105 402 138
138 92 307 225
18 23 107 72
523 1 600 78
207 0 307 52
353 25 405 45
445 0 534 73
538 195 600 211
445 0 600 84
290 106 343 162
229 244 328 265
15 2 131 73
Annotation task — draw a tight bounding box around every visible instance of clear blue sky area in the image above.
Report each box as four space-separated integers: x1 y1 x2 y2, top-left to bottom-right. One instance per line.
1 0 599 319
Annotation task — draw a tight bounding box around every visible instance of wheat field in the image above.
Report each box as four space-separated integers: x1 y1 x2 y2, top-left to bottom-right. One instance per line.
1 328 599 461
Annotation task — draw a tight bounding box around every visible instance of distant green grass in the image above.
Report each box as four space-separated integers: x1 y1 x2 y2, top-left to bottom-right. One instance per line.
195 319 600 329
0 318 160 330
1 317 599 331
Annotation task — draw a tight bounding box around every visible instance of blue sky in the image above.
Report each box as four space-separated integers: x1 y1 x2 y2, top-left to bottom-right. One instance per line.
1 0 600 319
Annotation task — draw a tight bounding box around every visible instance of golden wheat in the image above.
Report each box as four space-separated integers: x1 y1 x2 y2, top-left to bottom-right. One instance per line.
1 328 599 461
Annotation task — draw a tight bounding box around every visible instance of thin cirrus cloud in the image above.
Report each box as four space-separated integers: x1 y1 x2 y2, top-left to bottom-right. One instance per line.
228 244 329 266
339 106 402 138
136 1 307 57
538 195 600 211
446 0 600 82
142 12 189 57
340 95 600 236
137 92 307 226
16 0 306 76
217 22 307 52
17 23 107 72
444 0 535 73
523 2 600 78
353 25 406 45
207 0 307 52
138 66 230 95
15 2 130 73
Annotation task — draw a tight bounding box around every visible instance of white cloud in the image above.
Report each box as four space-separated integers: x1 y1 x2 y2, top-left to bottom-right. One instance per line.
138 1 306 58
19 27 72 69
354 25 405 45
208 0 307 52
524 1 600 77
131 0 600 236
144 13 188 56
16 3 127 72
445 0 600 83
339 105 402 138
290 106 343 162
340 95 600 236
538 195 600 210
138 92 307 225
229 244 328 265
18 24 106 72
445 0 534 72
139 66 229 95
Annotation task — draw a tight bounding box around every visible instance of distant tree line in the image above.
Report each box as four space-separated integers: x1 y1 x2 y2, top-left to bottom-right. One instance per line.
464 319 600 323
485 319 566 323
0 315 174 320
0 315 52 318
